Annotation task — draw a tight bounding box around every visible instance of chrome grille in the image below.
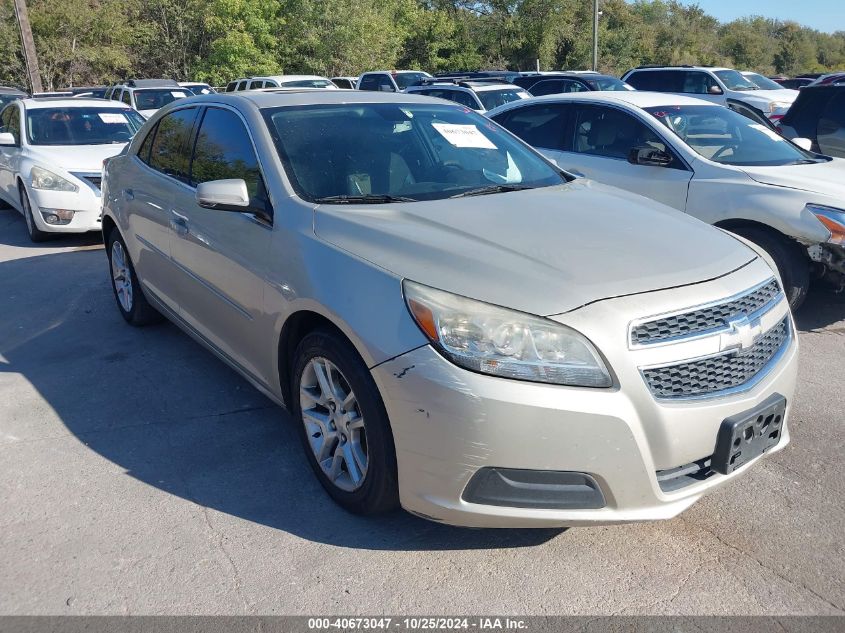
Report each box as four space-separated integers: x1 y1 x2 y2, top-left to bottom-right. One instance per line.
631 279 781 346
642 317 789 399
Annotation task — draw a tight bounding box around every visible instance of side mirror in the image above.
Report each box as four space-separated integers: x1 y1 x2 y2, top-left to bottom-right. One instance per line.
0 132 16 146
196 179 250 211
628 145 673 167
792 137 813 151
708 85 724 95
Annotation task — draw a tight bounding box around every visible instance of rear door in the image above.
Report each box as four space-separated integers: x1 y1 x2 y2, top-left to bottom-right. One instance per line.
168 105 273 378
817 91 845 157
126 106 200 313
0 104 22 205
561 104 692 210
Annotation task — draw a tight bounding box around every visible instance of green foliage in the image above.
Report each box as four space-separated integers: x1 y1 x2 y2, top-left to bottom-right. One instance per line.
2 0 844 90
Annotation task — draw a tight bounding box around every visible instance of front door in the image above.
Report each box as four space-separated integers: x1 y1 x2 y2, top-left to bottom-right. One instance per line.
168 106 273 380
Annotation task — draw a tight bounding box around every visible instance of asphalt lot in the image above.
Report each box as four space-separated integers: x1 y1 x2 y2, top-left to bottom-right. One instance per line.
0 206 843 616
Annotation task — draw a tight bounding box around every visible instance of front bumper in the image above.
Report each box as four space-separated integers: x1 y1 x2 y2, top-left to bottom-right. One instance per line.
370 259 797 528
26 179 103 234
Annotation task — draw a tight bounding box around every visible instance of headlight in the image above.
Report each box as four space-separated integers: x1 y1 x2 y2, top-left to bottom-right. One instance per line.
403 280 612 387
30 166 78 192
808 204 845 245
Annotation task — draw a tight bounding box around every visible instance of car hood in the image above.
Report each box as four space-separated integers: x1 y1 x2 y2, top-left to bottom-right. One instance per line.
747 88 798 102
740 159 845 198
314 179 756 316
28 144 127 173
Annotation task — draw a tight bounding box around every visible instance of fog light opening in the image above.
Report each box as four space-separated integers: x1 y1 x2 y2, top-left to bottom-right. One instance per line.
39 208 75 225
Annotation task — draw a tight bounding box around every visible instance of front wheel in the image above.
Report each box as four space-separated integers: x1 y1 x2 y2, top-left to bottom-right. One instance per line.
20 185 50 242
291 328 399 515
732 226 810 310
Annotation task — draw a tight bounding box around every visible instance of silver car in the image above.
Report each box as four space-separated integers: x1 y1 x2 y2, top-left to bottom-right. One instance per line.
101 91 797 528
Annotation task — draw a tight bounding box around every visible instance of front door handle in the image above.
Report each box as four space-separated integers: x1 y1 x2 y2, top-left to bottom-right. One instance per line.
123 188 134 200
170 211 189 237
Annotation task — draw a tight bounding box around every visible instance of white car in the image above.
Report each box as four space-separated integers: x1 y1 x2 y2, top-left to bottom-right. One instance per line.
404 79 531 113
106 80 191 118
622 66 797 120
240 75 338 90
739 71 800 122
488 91 845 309
0 98 145 241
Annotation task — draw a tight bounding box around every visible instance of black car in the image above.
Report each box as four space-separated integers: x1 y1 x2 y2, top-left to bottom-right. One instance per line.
512 72 633 96
778 85 845 157
0 86 28 109
772 77 814 90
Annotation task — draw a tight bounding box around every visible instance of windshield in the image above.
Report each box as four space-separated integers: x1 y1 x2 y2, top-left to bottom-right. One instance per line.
586 77 634 91
184 84 213 95
262 103 565 203
713 70 759 91
133 89 190 111
645 105 820 166
394 73 430 89
280 79 335 89
26 107 146 146
477 88 531 111
743 73 783 91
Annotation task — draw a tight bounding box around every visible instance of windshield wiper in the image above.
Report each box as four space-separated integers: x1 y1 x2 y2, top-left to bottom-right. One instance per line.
312 194 417 204
450 184 534 198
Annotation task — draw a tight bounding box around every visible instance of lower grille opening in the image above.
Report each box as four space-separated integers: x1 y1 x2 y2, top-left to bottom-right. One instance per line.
656 457 715 493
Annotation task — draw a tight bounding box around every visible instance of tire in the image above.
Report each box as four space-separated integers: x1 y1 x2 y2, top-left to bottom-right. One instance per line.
291 328 399 515
106 229 163 326
19 185 50 243
732 225 810 310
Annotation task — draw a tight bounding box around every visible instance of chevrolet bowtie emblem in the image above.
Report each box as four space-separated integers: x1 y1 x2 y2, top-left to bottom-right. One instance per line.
720 315 762 352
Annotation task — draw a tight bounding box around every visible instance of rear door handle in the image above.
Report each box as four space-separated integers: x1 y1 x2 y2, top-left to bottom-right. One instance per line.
170 210 189 236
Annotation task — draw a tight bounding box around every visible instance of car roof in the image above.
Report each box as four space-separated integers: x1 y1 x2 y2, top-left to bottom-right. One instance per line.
21 97 134 110
253 75 331 82
178 90 451 109
361 70 430 75
493 91 720 111
628 66 730 73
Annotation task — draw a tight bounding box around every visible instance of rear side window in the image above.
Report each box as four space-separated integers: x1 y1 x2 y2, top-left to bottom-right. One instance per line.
190 107 262 198
494 104 570 151
147 107 198 181
625 70 684 92
359 74 393 92
530 79 588 96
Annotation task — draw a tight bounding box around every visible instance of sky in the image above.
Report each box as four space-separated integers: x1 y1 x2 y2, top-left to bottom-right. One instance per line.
684 0 845 33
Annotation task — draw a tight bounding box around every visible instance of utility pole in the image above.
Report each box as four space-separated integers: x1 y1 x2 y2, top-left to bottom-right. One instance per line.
592 0 599 72
13 0 43 94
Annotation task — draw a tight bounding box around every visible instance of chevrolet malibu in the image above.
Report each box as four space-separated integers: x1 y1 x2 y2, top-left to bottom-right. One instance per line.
0 97 145 241
101 91 797 527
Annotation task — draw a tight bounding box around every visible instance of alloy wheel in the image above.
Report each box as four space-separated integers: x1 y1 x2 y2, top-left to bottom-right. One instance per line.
299 357 368 492
110 241 134 313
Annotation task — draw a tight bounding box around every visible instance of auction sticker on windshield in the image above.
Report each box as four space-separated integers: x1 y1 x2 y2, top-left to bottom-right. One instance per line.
432 123 496 149
98 112 126 124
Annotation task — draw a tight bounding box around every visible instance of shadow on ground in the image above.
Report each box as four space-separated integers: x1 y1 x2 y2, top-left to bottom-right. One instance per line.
0 225 562 551
794 281 845 333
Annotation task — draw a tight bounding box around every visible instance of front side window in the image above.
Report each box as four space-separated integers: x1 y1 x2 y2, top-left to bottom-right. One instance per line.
134 89 190 111
713 70 758 91
680 71 719 95
26 107 145 146
249 80 266 90
426 88 479 109
493 104 569 151
121 91 131 106
263 103 565 203
190 107 262 198
0 105 21 144
573 105 667 160
646 104 822 166
476 88 530 111
147 107 198 180
357 75 384 91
